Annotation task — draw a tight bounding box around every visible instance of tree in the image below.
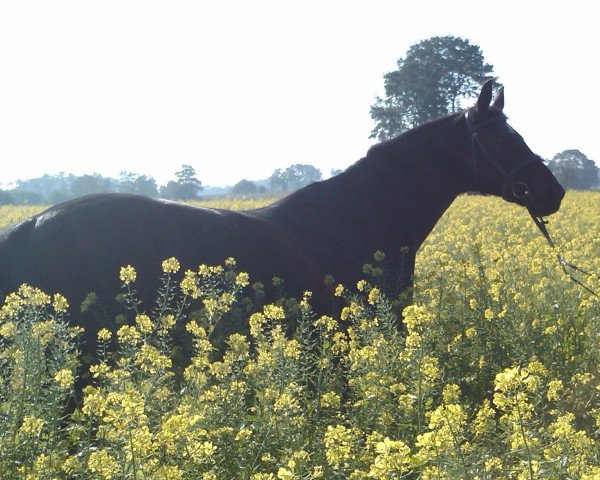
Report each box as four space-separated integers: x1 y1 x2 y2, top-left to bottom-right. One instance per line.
370 36 497 140
117 171 158 197
231 179 259 196
70 174 115 198
546 149 599 190
268 164 322 193
8 190 43 204
0 190 13 205
160 164 203 200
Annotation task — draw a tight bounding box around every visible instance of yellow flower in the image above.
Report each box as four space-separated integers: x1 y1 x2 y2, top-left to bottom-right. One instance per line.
324 424 356 469
162 257 181 274
52 293 69 313
314 315 337 332
263 304 285 320
546 379 563 401
97 328 112 341
154 465 183 480
369 437 411 476
189 440 217 463
119 265 137 284
88 449 119 479
472 400 496 437
135 313 154 334
367 287 381 305
0 320 16 338
135 342 172 373
235 271 250 287
321 391 340 409
442 384 460 404
277 467 294 480
54 368 74 390
465 327 477 338
31 320 56 345
90 362 111 378
159 314 176 333
180 270 198 296
116 325 141 345
19 416 44 436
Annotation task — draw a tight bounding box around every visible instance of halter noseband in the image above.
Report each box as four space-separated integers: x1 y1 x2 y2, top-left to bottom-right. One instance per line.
465 112 543 200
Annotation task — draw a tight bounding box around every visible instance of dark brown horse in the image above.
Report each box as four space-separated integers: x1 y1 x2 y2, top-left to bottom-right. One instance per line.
0 81 564 354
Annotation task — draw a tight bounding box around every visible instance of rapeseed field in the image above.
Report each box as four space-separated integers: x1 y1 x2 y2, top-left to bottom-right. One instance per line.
0 192 598 479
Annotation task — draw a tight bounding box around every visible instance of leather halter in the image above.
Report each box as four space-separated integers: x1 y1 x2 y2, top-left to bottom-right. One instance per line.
464 112 543 200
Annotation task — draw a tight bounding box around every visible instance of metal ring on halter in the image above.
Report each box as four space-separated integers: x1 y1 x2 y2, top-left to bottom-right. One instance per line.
511 181 529 199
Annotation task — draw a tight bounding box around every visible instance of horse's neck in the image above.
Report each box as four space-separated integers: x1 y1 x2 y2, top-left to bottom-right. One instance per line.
259 115 468 277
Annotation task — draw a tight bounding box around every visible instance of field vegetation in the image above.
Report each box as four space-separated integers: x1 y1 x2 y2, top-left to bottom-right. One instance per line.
0 191 598 479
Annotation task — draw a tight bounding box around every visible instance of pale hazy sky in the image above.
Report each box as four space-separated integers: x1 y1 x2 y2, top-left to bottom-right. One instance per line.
0 1 598 187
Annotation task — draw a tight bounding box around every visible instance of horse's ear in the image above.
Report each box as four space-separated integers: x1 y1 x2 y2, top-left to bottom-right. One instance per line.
476 79 494 113
491 87 504 112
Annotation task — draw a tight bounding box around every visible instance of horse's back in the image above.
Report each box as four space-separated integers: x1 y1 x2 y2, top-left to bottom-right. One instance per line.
0 193 324 315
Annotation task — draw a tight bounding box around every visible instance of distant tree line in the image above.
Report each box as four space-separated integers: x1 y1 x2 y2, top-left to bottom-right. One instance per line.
0 163 326 205
0 164 202 205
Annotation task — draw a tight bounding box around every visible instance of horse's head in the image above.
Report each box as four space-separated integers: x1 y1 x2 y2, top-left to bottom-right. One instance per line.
465 80 565 217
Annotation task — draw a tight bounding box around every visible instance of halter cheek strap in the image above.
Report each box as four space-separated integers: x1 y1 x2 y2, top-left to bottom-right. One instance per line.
465 113 543 200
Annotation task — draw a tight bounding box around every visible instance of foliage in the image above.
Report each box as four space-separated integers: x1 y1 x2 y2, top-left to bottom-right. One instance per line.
269 164 322 193
160 164 203 200
546 149 599 190
231 179 260 196
0 191 599 478
70 174 116 199
117 172 159 197
370 36 497 140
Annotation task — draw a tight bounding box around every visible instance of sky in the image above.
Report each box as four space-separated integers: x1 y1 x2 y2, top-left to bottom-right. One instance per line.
0 1 598 188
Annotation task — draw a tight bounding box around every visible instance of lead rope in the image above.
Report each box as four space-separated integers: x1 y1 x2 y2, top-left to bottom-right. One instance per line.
528 209 599 297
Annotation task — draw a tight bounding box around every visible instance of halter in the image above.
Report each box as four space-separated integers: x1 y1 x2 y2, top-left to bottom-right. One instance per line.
465 112 599 297
465 112 543 200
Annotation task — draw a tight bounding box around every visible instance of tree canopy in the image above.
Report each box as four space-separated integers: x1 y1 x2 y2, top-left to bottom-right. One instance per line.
546 149 599 190
231 179 260 196
160 164 203 200
268 164 322 193
370 36 497 140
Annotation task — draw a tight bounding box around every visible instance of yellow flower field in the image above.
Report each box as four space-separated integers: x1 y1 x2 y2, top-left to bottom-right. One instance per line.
0 191 598 479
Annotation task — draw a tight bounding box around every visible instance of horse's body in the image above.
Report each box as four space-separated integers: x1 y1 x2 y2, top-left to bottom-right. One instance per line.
0 82 565 354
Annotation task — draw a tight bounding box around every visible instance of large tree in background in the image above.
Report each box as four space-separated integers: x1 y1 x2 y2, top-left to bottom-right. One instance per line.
160 164 203 200
370 36 497 140
546 149 599 190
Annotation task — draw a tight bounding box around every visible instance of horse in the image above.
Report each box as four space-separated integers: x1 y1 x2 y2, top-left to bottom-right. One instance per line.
0 80 565 358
